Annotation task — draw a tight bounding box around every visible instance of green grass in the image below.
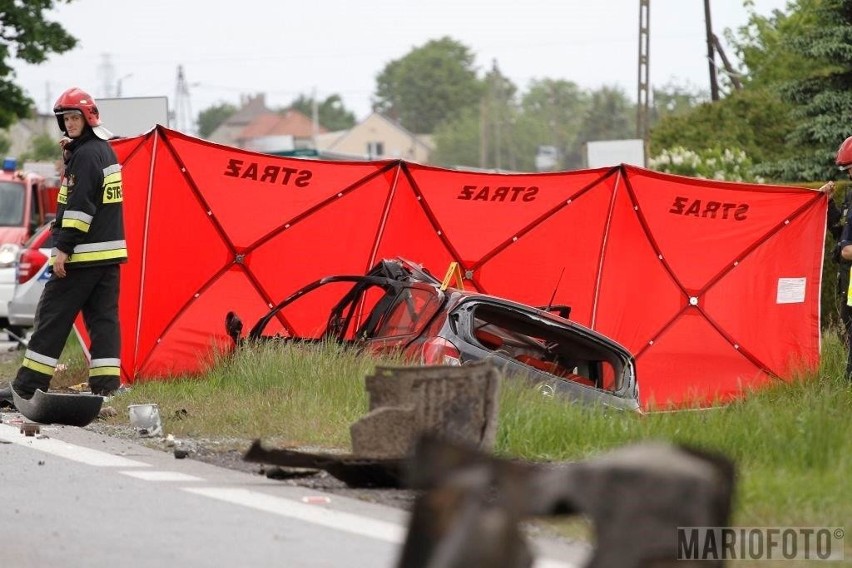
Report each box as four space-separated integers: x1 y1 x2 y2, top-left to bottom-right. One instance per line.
497 373 850 527
110 341 402 448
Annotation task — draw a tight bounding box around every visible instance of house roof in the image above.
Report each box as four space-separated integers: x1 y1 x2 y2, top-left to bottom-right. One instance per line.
226 94 272 126
207 93 273 145
238 109 326 141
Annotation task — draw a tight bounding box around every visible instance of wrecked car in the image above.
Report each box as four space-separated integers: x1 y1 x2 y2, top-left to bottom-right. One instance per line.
226 258 640 412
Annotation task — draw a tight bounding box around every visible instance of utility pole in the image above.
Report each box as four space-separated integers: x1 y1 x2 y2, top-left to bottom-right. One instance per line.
311 87 319 149
711 34 743 91
479 98 488 169
636 0 651 144
704 0 720 101
492 59 502 171
173 65 194 134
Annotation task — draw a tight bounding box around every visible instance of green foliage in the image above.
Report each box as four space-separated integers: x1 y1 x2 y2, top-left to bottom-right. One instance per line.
0 1 77 129
576 85 635 146
0 132 10 156
289 93 356 131
658 1 852 182
21 132 61 162
111 341 405 445
430 104 485 169
497 345 851 526
754 0 852 181
650 81 708 124
477 63 521 170
649 88 793 165
373 36 484 134
725 0 818 89
197 102 237 138
431 80 636 172
648 146 762 182
518 79 591 169
432 77 592 172
430 62 527 171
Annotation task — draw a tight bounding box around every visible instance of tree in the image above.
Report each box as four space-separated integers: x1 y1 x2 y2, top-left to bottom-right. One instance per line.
430 63 521 170
289 93 356 131
0 132 10 156
649 2 816 179
479 62 519 170
0 1 77 128
373 37 483 134
757 0 852 181
725 0 817 89
517 79 590 170
430 105 483 169
576 86 635 147
21 133 61 162
197 103 237 138
650 81 708 125
649 88 794 164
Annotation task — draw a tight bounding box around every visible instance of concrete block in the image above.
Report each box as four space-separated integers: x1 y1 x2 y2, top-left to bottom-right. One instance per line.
350 361 501 459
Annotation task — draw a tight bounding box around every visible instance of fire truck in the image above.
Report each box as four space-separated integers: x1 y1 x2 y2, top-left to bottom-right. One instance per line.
0 157 60 336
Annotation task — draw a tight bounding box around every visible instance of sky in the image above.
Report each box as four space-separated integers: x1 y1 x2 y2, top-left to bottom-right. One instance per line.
12 0 791 129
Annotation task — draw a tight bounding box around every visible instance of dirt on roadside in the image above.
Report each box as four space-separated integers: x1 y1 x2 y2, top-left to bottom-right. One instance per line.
98 419 420 511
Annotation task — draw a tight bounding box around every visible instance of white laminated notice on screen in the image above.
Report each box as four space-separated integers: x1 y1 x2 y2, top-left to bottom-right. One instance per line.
776 277 806 304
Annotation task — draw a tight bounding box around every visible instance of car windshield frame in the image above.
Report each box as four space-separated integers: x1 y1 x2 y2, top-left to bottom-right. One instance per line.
248 274 445 343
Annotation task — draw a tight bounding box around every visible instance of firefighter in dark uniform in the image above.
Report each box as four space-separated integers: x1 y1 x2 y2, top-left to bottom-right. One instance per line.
0 87 127 405
833 135 852 380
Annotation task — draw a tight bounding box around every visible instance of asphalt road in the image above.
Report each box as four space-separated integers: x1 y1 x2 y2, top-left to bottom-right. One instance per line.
0 417 589 568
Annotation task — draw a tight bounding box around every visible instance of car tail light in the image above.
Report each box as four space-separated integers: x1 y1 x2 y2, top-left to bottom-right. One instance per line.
17 249 48 284
420 337 461 366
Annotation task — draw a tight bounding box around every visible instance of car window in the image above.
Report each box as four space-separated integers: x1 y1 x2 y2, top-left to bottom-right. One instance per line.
468 303 625 392
0 181 25 226
372 287 442 339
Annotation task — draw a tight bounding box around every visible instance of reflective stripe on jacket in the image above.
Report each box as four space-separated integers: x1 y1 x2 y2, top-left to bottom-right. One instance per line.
51 133 127 268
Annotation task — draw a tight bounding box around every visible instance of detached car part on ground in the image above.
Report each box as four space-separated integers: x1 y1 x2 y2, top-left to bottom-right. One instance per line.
226 258 640 412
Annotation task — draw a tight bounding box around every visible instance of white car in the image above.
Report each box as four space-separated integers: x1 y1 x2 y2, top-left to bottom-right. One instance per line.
0 241 23 338
7 222 53 338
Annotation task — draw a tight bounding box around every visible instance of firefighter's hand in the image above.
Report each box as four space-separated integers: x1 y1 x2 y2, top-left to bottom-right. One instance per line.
820 181 836 195
53 251 68 278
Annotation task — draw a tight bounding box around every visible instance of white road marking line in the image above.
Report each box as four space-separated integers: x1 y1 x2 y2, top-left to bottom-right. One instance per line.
1 422 579 567
535 558 581 568
183 488 578 568
184 487 408 543
120 470 203 482
0 423 149 467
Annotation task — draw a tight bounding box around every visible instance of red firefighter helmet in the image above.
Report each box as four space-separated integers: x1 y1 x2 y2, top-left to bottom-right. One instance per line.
836 136 852 170
54 87 101 129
